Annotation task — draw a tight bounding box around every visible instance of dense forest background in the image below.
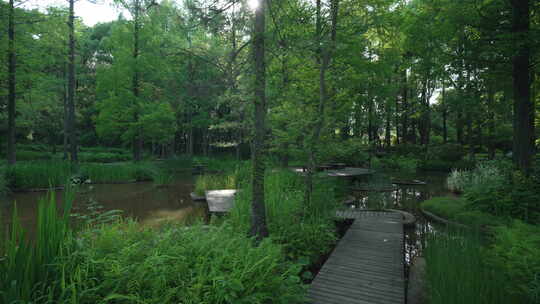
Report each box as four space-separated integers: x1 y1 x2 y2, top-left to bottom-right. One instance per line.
1 0 539 170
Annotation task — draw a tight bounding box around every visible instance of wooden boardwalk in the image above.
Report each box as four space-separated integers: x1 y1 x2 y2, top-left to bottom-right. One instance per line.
309 212 405 304
205 189 236 212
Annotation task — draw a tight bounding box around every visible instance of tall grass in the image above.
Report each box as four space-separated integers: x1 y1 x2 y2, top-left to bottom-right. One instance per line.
5 161 72 189
194 173 238 196
230 169 339 264
81 163 140 183
425 228 517 304
0 186 74 303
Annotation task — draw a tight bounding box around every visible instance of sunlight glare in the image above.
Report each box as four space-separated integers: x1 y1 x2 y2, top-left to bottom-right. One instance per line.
248 0 259 11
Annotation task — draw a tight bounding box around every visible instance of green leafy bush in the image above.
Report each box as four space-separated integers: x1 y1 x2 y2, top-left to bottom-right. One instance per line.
489 221 540 303
377 155 418 172
80 146 128 154
419 159 475 171
316 138 369 166
429 143 466 162
392 143 425 157
425 229 517 304
463 161 540 223
59 222 305 304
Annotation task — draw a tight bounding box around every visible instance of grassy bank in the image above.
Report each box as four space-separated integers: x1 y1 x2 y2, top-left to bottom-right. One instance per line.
421 197 507 228
4 161 161 190
425 229 516 304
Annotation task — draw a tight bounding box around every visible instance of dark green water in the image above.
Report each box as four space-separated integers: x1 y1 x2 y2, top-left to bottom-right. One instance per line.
347 170 450 264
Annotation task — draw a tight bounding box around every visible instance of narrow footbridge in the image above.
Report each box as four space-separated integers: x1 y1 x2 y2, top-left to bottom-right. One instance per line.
308 212 405 304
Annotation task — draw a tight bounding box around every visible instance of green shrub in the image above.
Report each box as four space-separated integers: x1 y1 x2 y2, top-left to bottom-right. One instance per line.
377 155 418 172
489 221 540 303
393 143 425 156
230 169 338 264
463 161 540 223
419 159 475 171
429 143 466 162
16 150 54 161
194 173 237 196
316 138 369 166
425 229 517 304
59 222 305 304
80 146 129 154
78 152 131 163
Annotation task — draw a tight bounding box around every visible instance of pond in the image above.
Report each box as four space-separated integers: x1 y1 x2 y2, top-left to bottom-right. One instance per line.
1 172 208 235
346 170 450 265
2 169 449 265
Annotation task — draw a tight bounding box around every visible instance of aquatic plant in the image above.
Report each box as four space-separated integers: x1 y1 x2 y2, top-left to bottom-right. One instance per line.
148 166 175 186
230 169 339 264
0 186 75 303
194 173 237 196
5 161 72 189
425 228 517 304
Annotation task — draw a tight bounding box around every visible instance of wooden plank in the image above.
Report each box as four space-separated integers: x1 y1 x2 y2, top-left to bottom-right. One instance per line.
308 213 404 304
205 189 236 212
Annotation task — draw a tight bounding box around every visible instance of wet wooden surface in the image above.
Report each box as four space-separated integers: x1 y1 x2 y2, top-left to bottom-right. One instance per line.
205 189 236 212
308 212 405 304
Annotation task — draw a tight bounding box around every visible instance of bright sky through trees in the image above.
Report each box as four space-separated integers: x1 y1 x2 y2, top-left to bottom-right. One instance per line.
19 0 119 26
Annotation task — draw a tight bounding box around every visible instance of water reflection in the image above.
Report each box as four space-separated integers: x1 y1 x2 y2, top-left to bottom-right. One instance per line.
346 171 449 266
1 173 207 234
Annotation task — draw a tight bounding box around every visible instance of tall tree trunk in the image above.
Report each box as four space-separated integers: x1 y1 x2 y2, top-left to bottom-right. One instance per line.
306 0 338 204
132 0 142 162
400 68 408 144
250 0 269 241
487 84 496 159
456 109 464 144
7 0 16 165
68 0 78 165
385 100 391 148
511 0 533 173
442 84 447 144
63 64 69 160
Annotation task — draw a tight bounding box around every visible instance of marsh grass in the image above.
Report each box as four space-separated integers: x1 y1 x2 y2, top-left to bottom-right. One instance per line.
147 166 175 186
81 163 137 183
230 168 339 264
5 161 72 189
194 173 238 196
0 186 74 303
425 228 516 304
